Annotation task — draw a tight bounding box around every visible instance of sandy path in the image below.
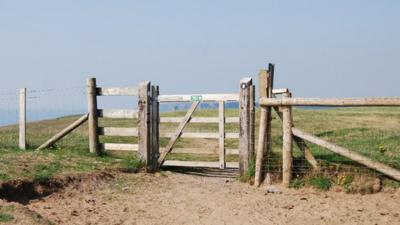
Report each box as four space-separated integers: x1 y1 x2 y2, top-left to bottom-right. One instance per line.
27 170 400 225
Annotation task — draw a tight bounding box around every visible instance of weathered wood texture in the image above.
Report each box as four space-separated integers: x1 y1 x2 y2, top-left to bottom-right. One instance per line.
292 128 400 181
19 88 26 150
254 69 271 187
138 81 152 167
160 117 239 123
98 127 138 137
36 114 89 150
160 148 239 155
249 84 256 166
101 143 138 151
163 160 239 169
239 77 253 176
282 104 293 188
150 85 160 171
158 101 201 166
272 88 289 95
266 64 275 160
87 78 100 154
219 101 226 169
96 87 138 96
260 97 400 107
97 109 138 119
159 132 239 139
158 94 239 102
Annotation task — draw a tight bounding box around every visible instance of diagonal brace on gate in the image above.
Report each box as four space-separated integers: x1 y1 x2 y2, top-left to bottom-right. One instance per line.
158 101 201 167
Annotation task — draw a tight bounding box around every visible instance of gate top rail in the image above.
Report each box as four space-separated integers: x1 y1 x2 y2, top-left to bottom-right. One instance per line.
158 94 240 102
259 97 400 107
96 87 138 96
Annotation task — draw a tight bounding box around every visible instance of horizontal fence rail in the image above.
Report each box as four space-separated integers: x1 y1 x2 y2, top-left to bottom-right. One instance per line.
160 148 239 155
163 160 239 168
260 97 400 107
158 94 239 102
101 143 138 151
160 131 239 139
160 117 239 124
96 87 138 96
97 109 138 119
98 127 138 137
272 88 289 95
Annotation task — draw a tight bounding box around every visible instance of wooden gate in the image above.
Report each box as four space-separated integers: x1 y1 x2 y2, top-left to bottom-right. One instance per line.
87 78 159 171
157 78 255 175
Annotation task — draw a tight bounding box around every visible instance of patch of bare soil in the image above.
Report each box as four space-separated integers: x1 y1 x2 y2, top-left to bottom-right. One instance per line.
0 199 53 225
14 169 399 225
0 172 114 205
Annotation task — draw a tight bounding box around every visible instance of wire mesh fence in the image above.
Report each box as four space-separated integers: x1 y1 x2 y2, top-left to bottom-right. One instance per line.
263 106 400 188
0 86 88 150
0 90 19 148
1 83 400 188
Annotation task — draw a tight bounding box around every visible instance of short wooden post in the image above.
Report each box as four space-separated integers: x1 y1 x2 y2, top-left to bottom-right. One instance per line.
150 85 160 171
282 92 293 188
138 81 151 168
87 78 100 155
219 101 226 169
19 88 26 150
239 77 253 176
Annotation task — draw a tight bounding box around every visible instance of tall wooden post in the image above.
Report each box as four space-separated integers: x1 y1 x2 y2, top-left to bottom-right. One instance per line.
219 101 226 169
87 78 100 155
138 81 152 169
19 88 26 150
282 92 293 188
239 77 253 176
254 70 269 186
150 85 160 172
249 84 256 163
266 64 274 157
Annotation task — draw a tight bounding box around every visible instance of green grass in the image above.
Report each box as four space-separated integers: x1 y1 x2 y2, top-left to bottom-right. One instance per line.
308 175 332 191
0 107 399 186
0 205 15 223
0 213 14 223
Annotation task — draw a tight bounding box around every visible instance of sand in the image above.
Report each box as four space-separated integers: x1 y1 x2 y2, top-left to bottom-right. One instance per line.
16 170 399 225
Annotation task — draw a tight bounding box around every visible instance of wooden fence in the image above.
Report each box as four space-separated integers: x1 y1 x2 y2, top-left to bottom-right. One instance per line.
29 67 400 184
84 77 255 175
86 78 159 171
255 65 400 187
157 78 255 176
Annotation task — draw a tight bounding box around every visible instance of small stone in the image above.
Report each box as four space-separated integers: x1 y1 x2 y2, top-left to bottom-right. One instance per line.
71 210 79 216
266 185 282 194
283 205 294 210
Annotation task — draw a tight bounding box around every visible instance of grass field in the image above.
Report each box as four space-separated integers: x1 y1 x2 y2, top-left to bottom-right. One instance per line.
0 107 399 186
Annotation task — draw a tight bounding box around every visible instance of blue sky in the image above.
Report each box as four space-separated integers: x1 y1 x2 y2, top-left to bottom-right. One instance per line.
0 0 399 97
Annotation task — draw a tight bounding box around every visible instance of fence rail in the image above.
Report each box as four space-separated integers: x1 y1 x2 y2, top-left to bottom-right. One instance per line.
255 64 400 188
260 97 400 107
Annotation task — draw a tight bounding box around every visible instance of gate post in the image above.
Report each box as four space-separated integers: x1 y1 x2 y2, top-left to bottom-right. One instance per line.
239 77 254 176
138 81 160 172
138 81 151 169
150 85 160 171
87 78 100 155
